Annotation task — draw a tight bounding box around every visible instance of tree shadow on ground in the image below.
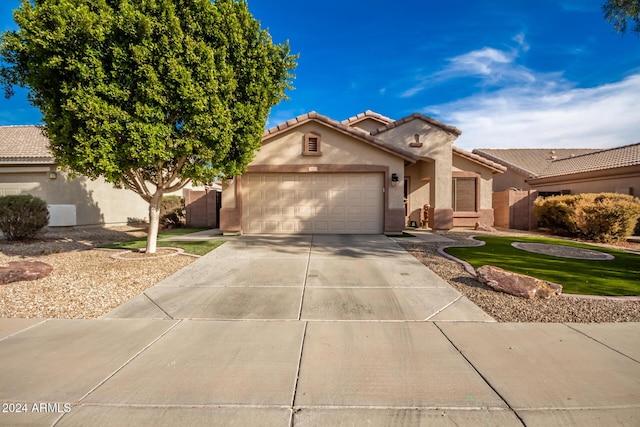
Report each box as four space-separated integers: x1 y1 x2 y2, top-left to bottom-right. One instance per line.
0 226 147 257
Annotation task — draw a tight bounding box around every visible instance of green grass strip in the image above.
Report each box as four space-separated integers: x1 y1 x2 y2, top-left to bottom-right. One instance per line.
444 236 640 296
100 228 224 256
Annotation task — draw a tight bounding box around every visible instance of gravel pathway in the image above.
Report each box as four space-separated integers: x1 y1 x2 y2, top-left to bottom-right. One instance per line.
398 232 640 323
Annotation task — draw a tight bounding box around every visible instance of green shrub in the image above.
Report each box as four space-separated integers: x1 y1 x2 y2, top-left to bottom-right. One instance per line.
0 194 50 240
160 195 185 229
534 193 640 243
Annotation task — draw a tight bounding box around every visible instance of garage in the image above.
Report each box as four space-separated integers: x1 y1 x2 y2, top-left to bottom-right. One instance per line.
242 173 384 234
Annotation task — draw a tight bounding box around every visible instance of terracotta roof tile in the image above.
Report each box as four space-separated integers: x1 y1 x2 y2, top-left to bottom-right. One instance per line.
371 113 462 137
473 148 601 177
0 125 55 164
341 110 394 127
535 142 640 179
453 146 506 173
263 111 419 163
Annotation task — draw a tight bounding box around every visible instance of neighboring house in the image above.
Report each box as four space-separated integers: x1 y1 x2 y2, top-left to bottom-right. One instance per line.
220 110 505 235
472 148 601 193
473 144 640 230
0 125 198 227
474 144 640 196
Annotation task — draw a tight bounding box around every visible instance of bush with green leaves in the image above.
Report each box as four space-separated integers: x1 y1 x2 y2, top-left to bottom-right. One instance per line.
534 193 640 243
0 194 50 240
160 196 185 229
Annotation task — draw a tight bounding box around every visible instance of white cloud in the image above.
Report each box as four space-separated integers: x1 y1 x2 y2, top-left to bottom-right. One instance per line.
427 73 640 150
401 36 534 98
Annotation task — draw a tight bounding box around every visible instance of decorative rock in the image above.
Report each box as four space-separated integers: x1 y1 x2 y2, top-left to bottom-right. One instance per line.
0 261 53 285
476 265 562 299
475 222 496 232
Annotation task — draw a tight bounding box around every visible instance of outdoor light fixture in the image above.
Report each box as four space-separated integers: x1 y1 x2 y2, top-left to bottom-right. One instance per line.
391 173 400 187
226 177 234 185
49 171 57 180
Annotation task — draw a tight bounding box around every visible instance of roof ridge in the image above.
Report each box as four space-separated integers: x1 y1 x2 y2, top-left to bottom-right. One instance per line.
371 113 461 136
341 110 394 126
546 141 640 163
263 111 419 163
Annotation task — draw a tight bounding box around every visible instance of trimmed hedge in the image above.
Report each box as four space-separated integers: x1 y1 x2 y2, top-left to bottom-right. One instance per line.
0 194 50 240
160 196 185 228
534 193 640 243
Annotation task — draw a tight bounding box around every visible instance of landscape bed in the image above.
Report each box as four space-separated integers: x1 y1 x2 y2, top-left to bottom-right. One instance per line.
443 236 640 296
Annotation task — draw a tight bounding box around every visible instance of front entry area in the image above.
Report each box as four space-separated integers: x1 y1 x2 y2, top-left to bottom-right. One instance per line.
242 173 383 234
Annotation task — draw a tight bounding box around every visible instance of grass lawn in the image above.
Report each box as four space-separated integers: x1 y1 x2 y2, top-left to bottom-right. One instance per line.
444 236 640 296
101 228 225 256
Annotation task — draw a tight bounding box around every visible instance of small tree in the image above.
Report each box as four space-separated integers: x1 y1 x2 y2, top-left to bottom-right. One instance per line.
1 0 296 252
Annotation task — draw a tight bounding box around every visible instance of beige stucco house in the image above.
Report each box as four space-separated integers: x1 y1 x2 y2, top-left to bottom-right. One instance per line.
220 111 505 235
0 125 196 227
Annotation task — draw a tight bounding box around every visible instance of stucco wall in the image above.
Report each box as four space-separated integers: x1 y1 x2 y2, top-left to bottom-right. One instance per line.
530 168 639 196
492 168 531 192
376 119 454 211
0 167 198 226
240 122 405 210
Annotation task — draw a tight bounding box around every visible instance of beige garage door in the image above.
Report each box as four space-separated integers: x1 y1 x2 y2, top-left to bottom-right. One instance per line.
242 173 383 234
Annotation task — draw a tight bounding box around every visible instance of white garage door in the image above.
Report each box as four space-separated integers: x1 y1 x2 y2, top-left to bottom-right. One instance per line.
242 173 383 234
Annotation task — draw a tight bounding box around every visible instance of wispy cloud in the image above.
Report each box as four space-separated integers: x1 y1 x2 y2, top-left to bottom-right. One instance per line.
401 33 533 98
427 73 640 150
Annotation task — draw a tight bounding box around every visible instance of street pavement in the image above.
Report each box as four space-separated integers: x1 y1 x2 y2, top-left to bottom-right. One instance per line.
0 234 638 426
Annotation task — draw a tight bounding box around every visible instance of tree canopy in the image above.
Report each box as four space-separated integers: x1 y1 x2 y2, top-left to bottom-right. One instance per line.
1 0 297 252
603 0 640 34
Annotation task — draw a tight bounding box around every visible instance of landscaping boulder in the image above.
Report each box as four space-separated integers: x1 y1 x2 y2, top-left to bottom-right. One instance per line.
0 261 53 285
476 265 562 299
475 222 496 232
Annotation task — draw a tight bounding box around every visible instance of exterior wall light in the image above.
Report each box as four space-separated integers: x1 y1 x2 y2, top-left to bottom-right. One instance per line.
391 173 400 187
49 171 57 180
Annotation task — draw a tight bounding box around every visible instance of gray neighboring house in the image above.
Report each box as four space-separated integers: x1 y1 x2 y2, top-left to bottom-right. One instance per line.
0 125 172 227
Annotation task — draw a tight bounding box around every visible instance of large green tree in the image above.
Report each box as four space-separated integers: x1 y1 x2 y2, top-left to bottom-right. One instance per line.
603 0 640 34
0 0 296 252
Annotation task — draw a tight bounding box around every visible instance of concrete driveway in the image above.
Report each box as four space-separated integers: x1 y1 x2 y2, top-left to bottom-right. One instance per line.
1 234 639 426
105 234 491 321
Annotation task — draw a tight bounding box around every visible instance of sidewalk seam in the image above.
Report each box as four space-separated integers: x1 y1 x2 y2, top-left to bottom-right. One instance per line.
289 321 308 426
143 292 175 320
297 236 313 321
434 322 526 427
54 320 184 425
564 323 640 364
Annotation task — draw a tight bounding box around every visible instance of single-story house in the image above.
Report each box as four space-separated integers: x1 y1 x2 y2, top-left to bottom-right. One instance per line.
0 125 202 227
220 110 505 235
474 144 639 196
473 144 640 230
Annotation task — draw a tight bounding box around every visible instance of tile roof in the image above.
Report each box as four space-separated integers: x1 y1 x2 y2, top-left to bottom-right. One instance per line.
0 125 55 164
533 142 640 179
263 111 419 163
370 113 462 137
341 110 394 127
472 148 601 177
452 146 506 173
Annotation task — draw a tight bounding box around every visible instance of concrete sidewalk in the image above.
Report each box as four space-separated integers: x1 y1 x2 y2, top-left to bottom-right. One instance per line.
1 234 639 426
1 319 638 426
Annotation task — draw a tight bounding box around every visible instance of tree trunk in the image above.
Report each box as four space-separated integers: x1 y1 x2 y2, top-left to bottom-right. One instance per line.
146 193 163 254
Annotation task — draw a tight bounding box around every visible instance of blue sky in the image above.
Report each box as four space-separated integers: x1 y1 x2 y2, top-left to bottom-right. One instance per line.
1 0 639 150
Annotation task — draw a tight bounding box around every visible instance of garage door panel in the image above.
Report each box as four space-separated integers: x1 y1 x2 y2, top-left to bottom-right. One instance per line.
242 173 383 234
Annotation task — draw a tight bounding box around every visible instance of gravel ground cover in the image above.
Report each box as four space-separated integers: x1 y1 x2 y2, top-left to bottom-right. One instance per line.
1 227 639 322
399 231 640 323
0 227 197 319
